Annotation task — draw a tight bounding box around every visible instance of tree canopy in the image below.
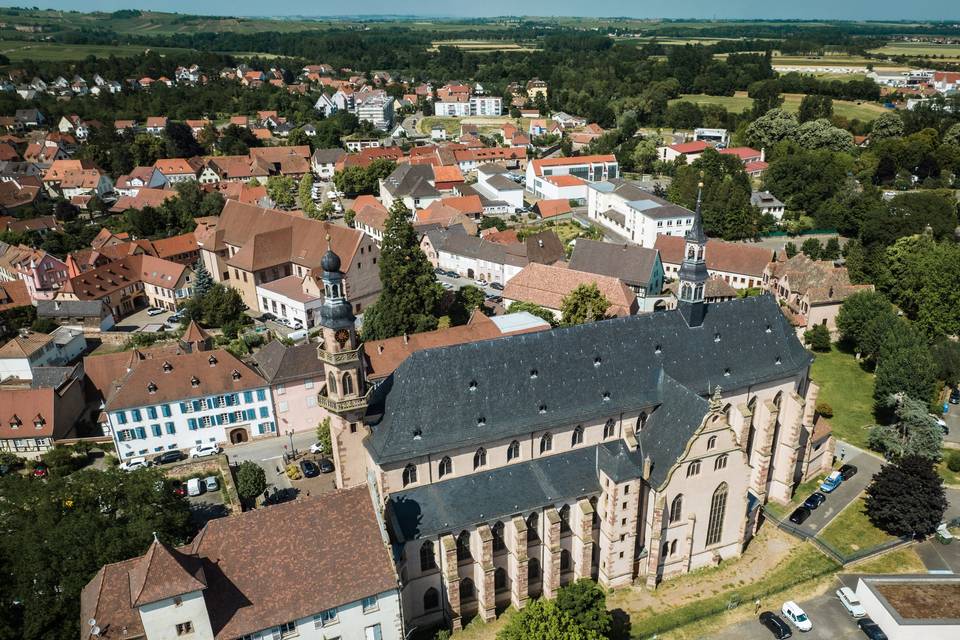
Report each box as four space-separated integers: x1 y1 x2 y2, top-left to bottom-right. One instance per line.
561 283 612 326
865 454 947 538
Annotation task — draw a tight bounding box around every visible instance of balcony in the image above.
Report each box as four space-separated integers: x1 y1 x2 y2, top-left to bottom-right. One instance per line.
317 344 362 366
317 387 372 414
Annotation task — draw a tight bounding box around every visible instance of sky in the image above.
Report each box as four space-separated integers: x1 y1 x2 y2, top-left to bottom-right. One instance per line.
26 2 960 21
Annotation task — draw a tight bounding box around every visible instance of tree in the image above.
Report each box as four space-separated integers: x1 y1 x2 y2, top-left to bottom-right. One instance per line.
784 241 798 258
631 139 658 174
748 78 783 119
561 283 611 326
192 258 214 298
800 237 821 260
507 300 557 326
668 149 757 240
865 454 946 537
873 320 937 416
795 119 854 153
744 108 797 150
449 285 486 326
0 468 192 640
183 283 247 329
798 94 833 123
867 394 944 461
836 291 894 356
932 340 960 387
821 237 841 261
164 120 203 158
298 173 316 216
555 579 614 639
870 112 904 140
236 460 267 501
315 417 332 455
266 175 296 208
361 201 442 340
497 598 600 640
803 324 831 352
943 122 960 146
343 208 356 226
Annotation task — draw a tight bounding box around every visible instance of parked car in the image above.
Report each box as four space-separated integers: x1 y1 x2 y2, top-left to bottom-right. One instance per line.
950 387 960 404
758 611 793 639
186 477 203 497
300 459 320 478
168 311 184 323
477 279 488 286
171 481 187 497
441 282 454 290
434 267 446 275
857 618 888 640
146 307 164 316
836 587 867 618
931 415 949 435
446 270 460 279
489 282 504 291
32 465 48 478
154 450 183 465
839 464 858 480
936 522 954 544
789 506 811 525
259 312 276 322
309 442 325 454
803 492 826 510
203 476 219 492
820 470 843 493
781 601 812 632
189 444 221 459
119 457 151 471
318 458 335 474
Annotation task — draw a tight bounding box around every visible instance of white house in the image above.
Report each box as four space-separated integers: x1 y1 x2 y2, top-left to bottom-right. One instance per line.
525 154 618 200
587 179 695 248
314 93 337 116
310 148 345 180
433 95 502 117
656 140 710 164
0 327 86 382
81 486 404 640
751 190 785 220
105 349 277 459
256 275 323 329
474 163 524 212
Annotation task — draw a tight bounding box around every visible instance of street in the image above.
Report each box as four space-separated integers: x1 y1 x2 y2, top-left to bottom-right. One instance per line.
797 442 883 535
943 399 960 447
223 430 336 500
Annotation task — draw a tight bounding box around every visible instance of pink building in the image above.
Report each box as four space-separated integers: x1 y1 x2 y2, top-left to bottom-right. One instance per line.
251 340 327 436
0 245 69 301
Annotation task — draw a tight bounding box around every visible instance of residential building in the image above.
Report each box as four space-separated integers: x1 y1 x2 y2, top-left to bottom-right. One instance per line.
42 159 113 199
474 163 524 212
0 280 31 318
454 147 526 173
503 262 640 319
105 348 276 457
144 116 168 135
424 230 564 285
751 191 786 220
0 365 84 457
60 255 194 318
763 253 873 336
251 340 328 434
256 275 323 328
0 244 69 301
657 140 710 164
693 128 729 145
81 486 403 640
587 179 695 248
249 146 312 179
36 299 115 332
567 239 665 312
655 236 772 289
526 155 618 200
310 209 831 633
150 233 200 266
115 166 167 197
314 92 337 116
196 200 381 314
310 148 345 180
153 158 199 183
533 199 573 220
356 92 395 130
379 164 445 211
0 327 86 381
434 94 502 117
353 195 390 245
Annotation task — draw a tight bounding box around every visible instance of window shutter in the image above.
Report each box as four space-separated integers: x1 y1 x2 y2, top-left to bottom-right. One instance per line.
188 418 197 431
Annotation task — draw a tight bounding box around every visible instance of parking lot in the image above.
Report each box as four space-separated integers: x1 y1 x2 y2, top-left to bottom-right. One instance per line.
110 306 178 333
793 443 883 535
712 575 870 640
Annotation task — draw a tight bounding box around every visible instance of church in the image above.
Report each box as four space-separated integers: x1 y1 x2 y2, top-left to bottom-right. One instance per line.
312 204 834 631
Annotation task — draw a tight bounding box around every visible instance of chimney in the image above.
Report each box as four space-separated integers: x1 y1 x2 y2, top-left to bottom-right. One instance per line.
377 344 384 354
760 147 765 162
642 455 652 481
403 333 408 344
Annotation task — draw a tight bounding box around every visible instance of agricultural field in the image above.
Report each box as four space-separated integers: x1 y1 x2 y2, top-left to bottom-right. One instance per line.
0 40 194 62
427 39 539 53
416 115 531 136
869 42 960 60
668 91 889 121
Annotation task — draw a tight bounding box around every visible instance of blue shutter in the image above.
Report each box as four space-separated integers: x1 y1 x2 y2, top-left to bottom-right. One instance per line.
179 402 188 413
228 413 236 424
136 427 146 439
192 400 201 412
256 389 266 402
131 409 142 422
166 422 176 434
244 391 253 403
245 409 255 420
151 424 161 437
116 411 127 425
162 405 172 417
147 406 157 419
259 407 268 418
188 418 197 431
215 414 223 425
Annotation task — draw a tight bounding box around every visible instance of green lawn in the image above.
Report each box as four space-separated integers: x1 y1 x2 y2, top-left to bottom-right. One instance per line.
819 498 896 557
810 345 876 449
852 546 926 574
936 449 960 486
869 43 960 60
668 92 888 121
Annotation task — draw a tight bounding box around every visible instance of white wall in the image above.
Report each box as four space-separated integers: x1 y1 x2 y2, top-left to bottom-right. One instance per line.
256 286 323 328
241 589 403 640
139 589 214 640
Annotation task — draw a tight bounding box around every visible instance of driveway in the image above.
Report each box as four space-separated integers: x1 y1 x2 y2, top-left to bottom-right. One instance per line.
187 487 228 527
224 431 325 498
794 442 884 536
111 307 176 333
711 575 865 640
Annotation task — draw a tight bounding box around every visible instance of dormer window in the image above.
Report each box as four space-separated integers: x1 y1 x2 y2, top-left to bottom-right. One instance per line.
538 404 547 414
654 344 662 354
469 380 477 391
723 368 731 377
477 417 486 427
9 414 21 429
529 369 538 379
162 361 173 372
33 414 45 429
775 356 782 365
147 382 157 394
765 324 772 333
208 355 218 366
593 356 602 367
714 333 721 342
232 369 242 380
190 376 200 387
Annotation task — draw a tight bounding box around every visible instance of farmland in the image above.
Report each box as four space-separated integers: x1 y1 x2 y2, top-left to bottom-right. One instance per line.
869 42 960 60
668 91 889 121
0 40 194 62
427 40 540 53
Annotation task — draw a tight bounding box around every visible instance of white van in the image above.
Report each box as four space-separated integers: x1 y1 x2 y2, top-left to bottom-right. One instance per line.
286 329 307 342
186 477 203 497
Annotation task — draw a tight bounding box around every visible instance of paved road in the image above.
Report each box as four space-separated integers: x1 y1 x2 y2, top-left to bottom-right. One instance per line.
795 442 884 535
225 431 318 494
942 401 960 447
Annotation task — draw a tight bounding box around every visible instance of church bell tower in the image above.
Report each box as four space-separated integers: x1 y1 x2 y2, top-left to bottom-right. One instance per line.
677 183 709 327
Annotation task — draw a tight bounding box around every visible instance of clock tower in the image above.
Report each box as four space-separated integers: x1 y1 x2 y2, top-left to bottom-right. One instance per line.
315 238 369 488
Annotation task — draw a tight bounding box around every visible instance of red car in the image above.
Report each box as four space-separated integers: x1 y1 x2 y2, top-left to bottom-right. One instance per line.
172 482 187 497
32 466 47 478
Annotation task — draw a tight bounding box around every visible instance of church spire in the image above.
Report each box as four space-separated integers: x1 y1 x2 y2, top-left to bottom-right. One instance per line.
677 182 709 327
318 235 355 331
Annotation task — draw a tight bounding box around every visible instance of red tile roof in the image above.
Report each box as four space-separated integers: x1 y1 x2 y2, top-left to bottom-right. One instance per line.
654 236 773 278
669 140 710 154
535 198 573 218
529 154 616 176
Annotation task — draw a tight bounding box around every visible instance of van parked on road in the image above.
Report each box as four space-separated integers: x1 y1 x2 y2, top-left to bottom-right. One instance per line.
187 478 203 497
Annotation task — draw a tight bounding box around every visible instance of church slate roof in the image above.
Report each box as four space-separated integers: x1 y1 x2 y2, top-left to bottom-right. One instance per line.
366 296 810 466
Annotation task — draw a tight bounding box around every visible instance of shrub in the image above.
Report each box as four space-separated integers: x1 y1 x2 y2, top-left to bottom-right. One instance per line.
236 460 267 500
816 402 834 418
803 324 831 352
948 450 960 473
